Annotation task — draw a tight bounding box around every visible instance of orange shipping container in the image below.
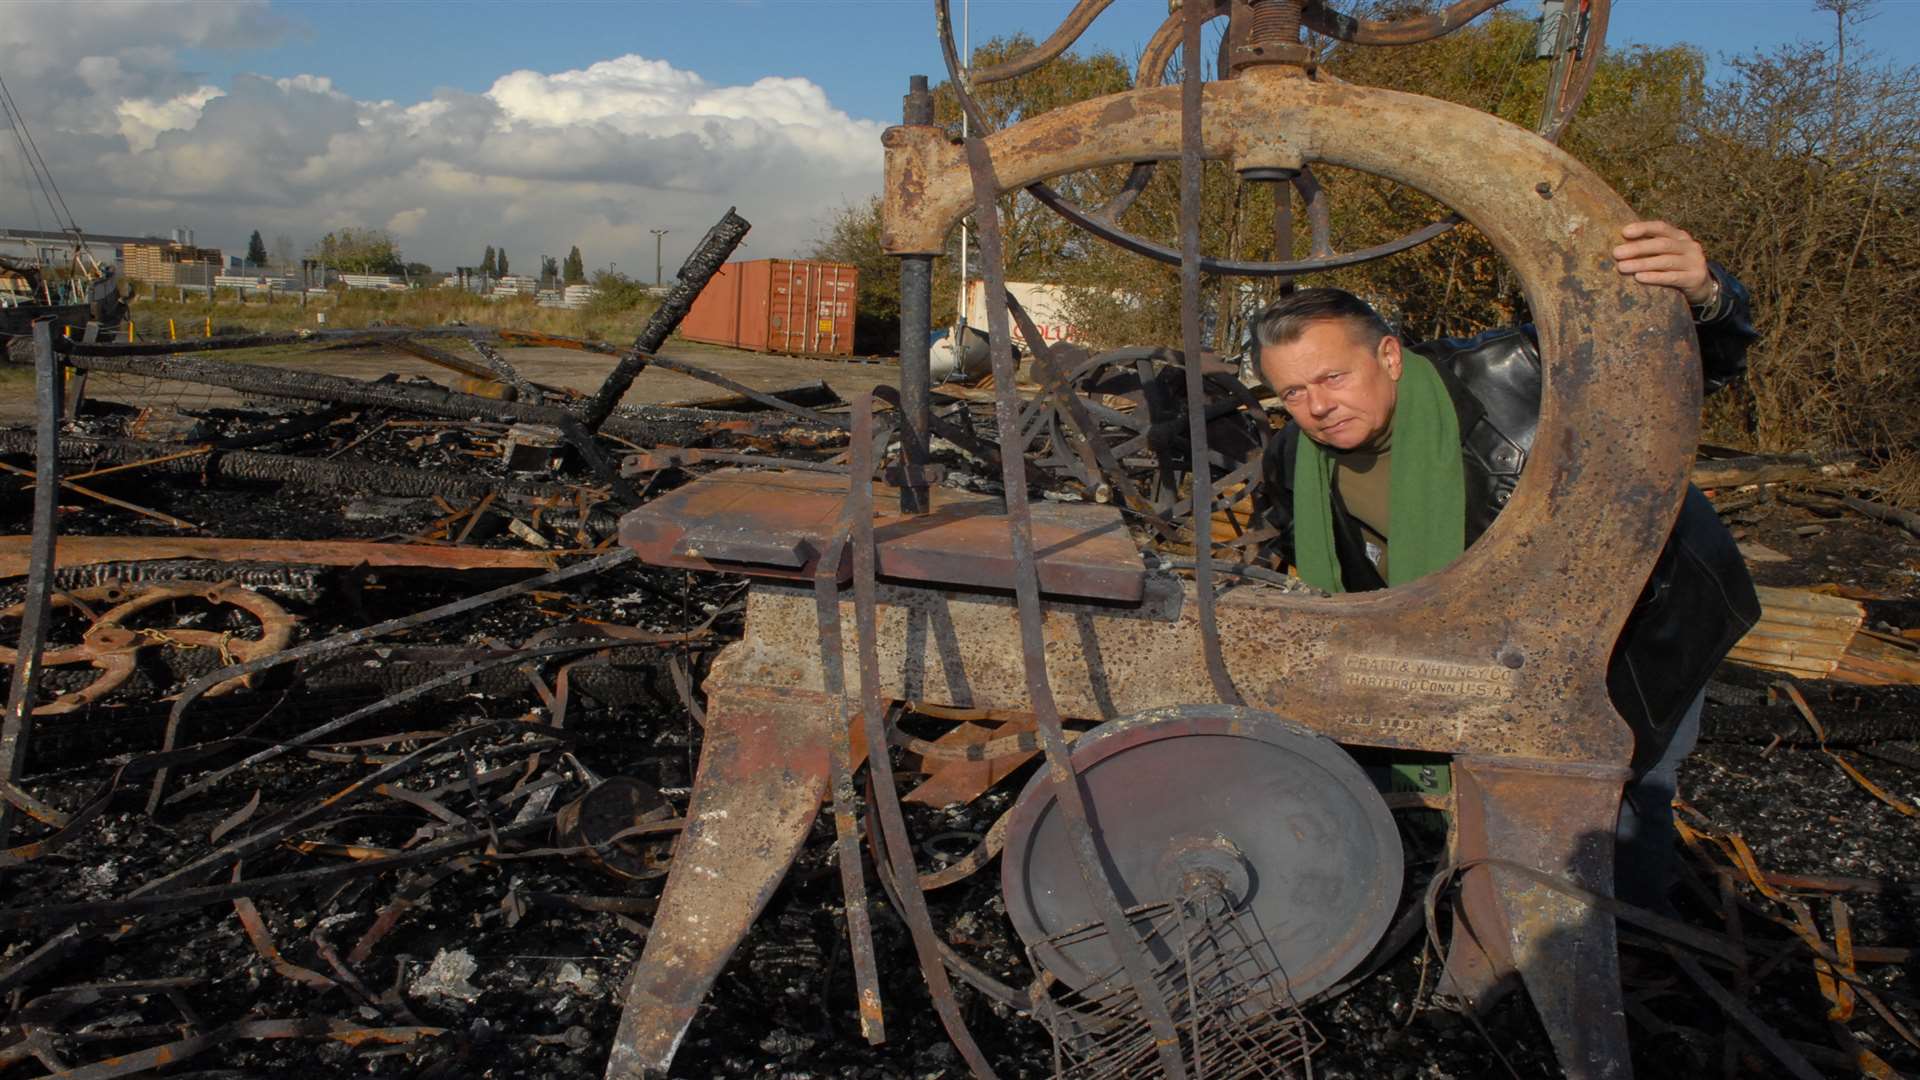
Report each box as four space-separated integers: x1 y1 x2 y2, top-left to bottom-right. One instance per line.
678 258 858 357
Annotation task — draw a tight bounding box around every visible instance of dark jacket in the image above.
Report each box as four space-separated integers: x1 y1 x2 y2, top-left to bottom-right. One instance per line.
1260 266 1761 772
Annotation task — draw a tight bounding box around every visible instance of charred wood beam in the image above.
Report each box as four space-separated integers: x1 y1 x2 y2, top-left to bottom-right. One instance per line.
0 534 601 581
63 350 579 435
56 350 637 499
297 645 678 707
501 329 852 432
38 559 328 597
0 431 578 502
388 337 529 401
52 326 484 358
1692 451 1864 490
579 209 752 431
468 339 542 402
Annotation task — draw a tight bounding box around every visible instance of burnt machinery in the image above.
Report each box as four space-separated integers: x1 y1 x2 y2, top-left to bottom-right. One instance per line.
611 1 1682 1077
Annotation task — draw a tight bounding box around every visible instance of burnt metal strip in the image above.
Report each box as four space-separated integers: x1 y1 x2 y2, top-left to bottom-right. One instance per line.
1 320 66 856
963 137 1190 1078
962 0 1118 85
864 786 1029 1010
1179 1 1244 707
845 395 998 1074
811 524 888 1044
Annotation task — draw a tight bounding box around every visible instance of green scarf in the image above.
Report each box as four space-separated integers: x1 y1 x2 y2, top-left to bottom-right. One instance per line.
1292 350 1465 592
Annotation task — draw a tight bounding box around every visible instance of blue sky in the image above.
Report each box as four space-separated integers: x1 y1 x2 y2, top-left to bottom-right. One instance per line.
184 0 1918 122
5 1 1912 275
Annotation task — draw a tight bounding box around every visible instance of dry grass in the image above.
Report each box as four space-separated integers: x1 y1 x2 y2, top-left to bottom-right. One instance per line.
116 288 660 347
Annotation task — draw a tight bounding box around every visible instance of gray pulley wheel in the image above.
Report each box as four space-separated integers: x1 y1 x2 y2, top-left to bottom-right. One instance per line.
1001 705 1403 1003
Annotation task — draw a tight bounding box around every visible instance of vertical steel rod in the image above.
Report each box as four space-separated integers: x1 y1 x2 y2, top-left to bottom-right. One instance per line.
897 255 933 514
1 319 67 857
897 75 936 515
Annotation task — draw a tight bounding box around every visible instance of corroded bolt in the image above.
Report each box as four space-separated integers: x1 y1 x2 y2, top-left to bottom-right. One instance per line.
1246 0 1304 45
1233 0 1314 70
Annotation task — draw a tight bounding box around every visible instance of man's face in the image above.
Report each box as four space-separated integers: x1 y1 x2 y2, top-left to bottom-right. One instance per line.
1257 319 1404 451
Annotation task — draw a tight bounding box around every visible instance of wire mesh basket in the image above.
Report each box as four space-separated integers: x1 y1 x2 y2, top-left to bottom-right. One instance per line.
1027 887 1323 1079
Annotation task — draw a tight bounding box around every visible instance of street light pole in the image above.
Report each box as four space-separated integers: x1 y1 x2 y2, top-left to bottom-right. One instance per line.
650 229 669 287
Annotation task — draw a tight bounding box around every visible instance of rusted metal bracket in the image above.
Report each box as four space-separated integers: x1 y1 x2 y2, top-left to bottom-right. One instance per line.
604 687 834 1078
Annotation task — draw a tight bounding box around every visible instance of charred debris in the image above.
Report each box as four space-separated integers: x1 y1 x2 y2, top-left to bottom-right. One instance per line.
0 205 1917 1079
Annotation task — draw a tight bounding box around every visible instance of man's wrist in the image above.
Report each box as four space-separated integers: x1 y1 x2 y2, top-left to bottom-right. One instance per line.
1690 274 1723 320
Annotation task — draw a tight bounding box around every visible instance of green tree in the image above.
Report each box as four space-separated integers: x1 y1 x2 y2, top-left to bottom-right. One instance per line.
540 255 561 288
245 230 268 267
564 245 586 285
480 246 497 276
309 227 403 274
585 267 651 314
931 35 1133 282
1657 40 1920 462
497 247 510 277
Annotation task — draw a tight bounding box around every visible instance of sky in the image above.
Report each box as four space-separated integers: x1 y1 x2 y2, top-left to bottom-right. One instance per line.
2 0 1913 278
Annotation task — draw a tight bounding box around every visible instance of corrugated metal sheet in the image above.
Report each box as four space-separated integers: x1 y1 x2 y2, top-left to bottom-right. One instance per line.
679 258 857 357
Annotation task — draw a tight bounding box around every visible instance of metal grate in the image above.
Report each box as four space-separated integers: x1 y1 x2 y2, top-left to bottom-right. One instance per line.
1028 886 1323 1079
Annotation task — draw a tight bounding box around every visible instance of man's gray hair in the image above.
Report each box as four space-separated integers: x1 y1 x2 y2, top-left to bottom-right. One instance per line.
1251 287 1394 353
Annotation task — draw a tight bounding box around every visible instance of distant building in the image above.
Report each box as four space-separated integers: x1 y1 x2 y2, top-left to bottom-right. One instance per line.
0 227 143 273
493 274 538 296
123 235 225 286
337 273 408 291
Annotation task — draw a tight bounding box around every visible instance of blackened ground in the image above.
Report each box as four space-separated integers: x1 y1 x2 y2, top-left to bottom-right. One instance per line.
3 438 1918 1077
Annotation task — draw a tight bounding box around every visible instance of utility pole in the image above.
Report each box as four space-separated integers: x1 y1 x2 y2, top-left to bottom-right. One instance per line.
650 229 669 287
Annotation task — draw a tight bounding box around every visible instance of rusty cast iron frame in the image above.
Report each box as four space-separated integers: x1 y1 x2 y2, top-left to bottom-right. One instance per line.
611 3 1684 1077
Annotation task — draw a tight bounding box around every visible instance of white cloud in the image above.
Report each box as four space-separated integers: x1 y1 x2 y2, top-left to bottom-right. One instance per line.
0 20 884 276
385 207 427 236
115 86 226 153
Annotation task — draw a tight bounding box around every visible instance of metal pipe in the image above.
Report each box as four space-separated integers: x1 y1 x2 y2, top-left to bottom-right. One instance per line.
896 74 936 515
898 255 933 514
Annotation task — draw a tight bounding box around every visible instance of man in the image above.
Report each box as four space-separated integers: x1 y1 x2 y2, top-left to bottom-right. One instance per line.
1254 221 1760 908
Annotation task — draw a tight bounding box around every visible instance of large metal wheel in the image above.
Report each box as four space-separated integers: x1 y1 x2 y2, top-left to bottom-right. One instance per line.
1002 704 1402 1003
